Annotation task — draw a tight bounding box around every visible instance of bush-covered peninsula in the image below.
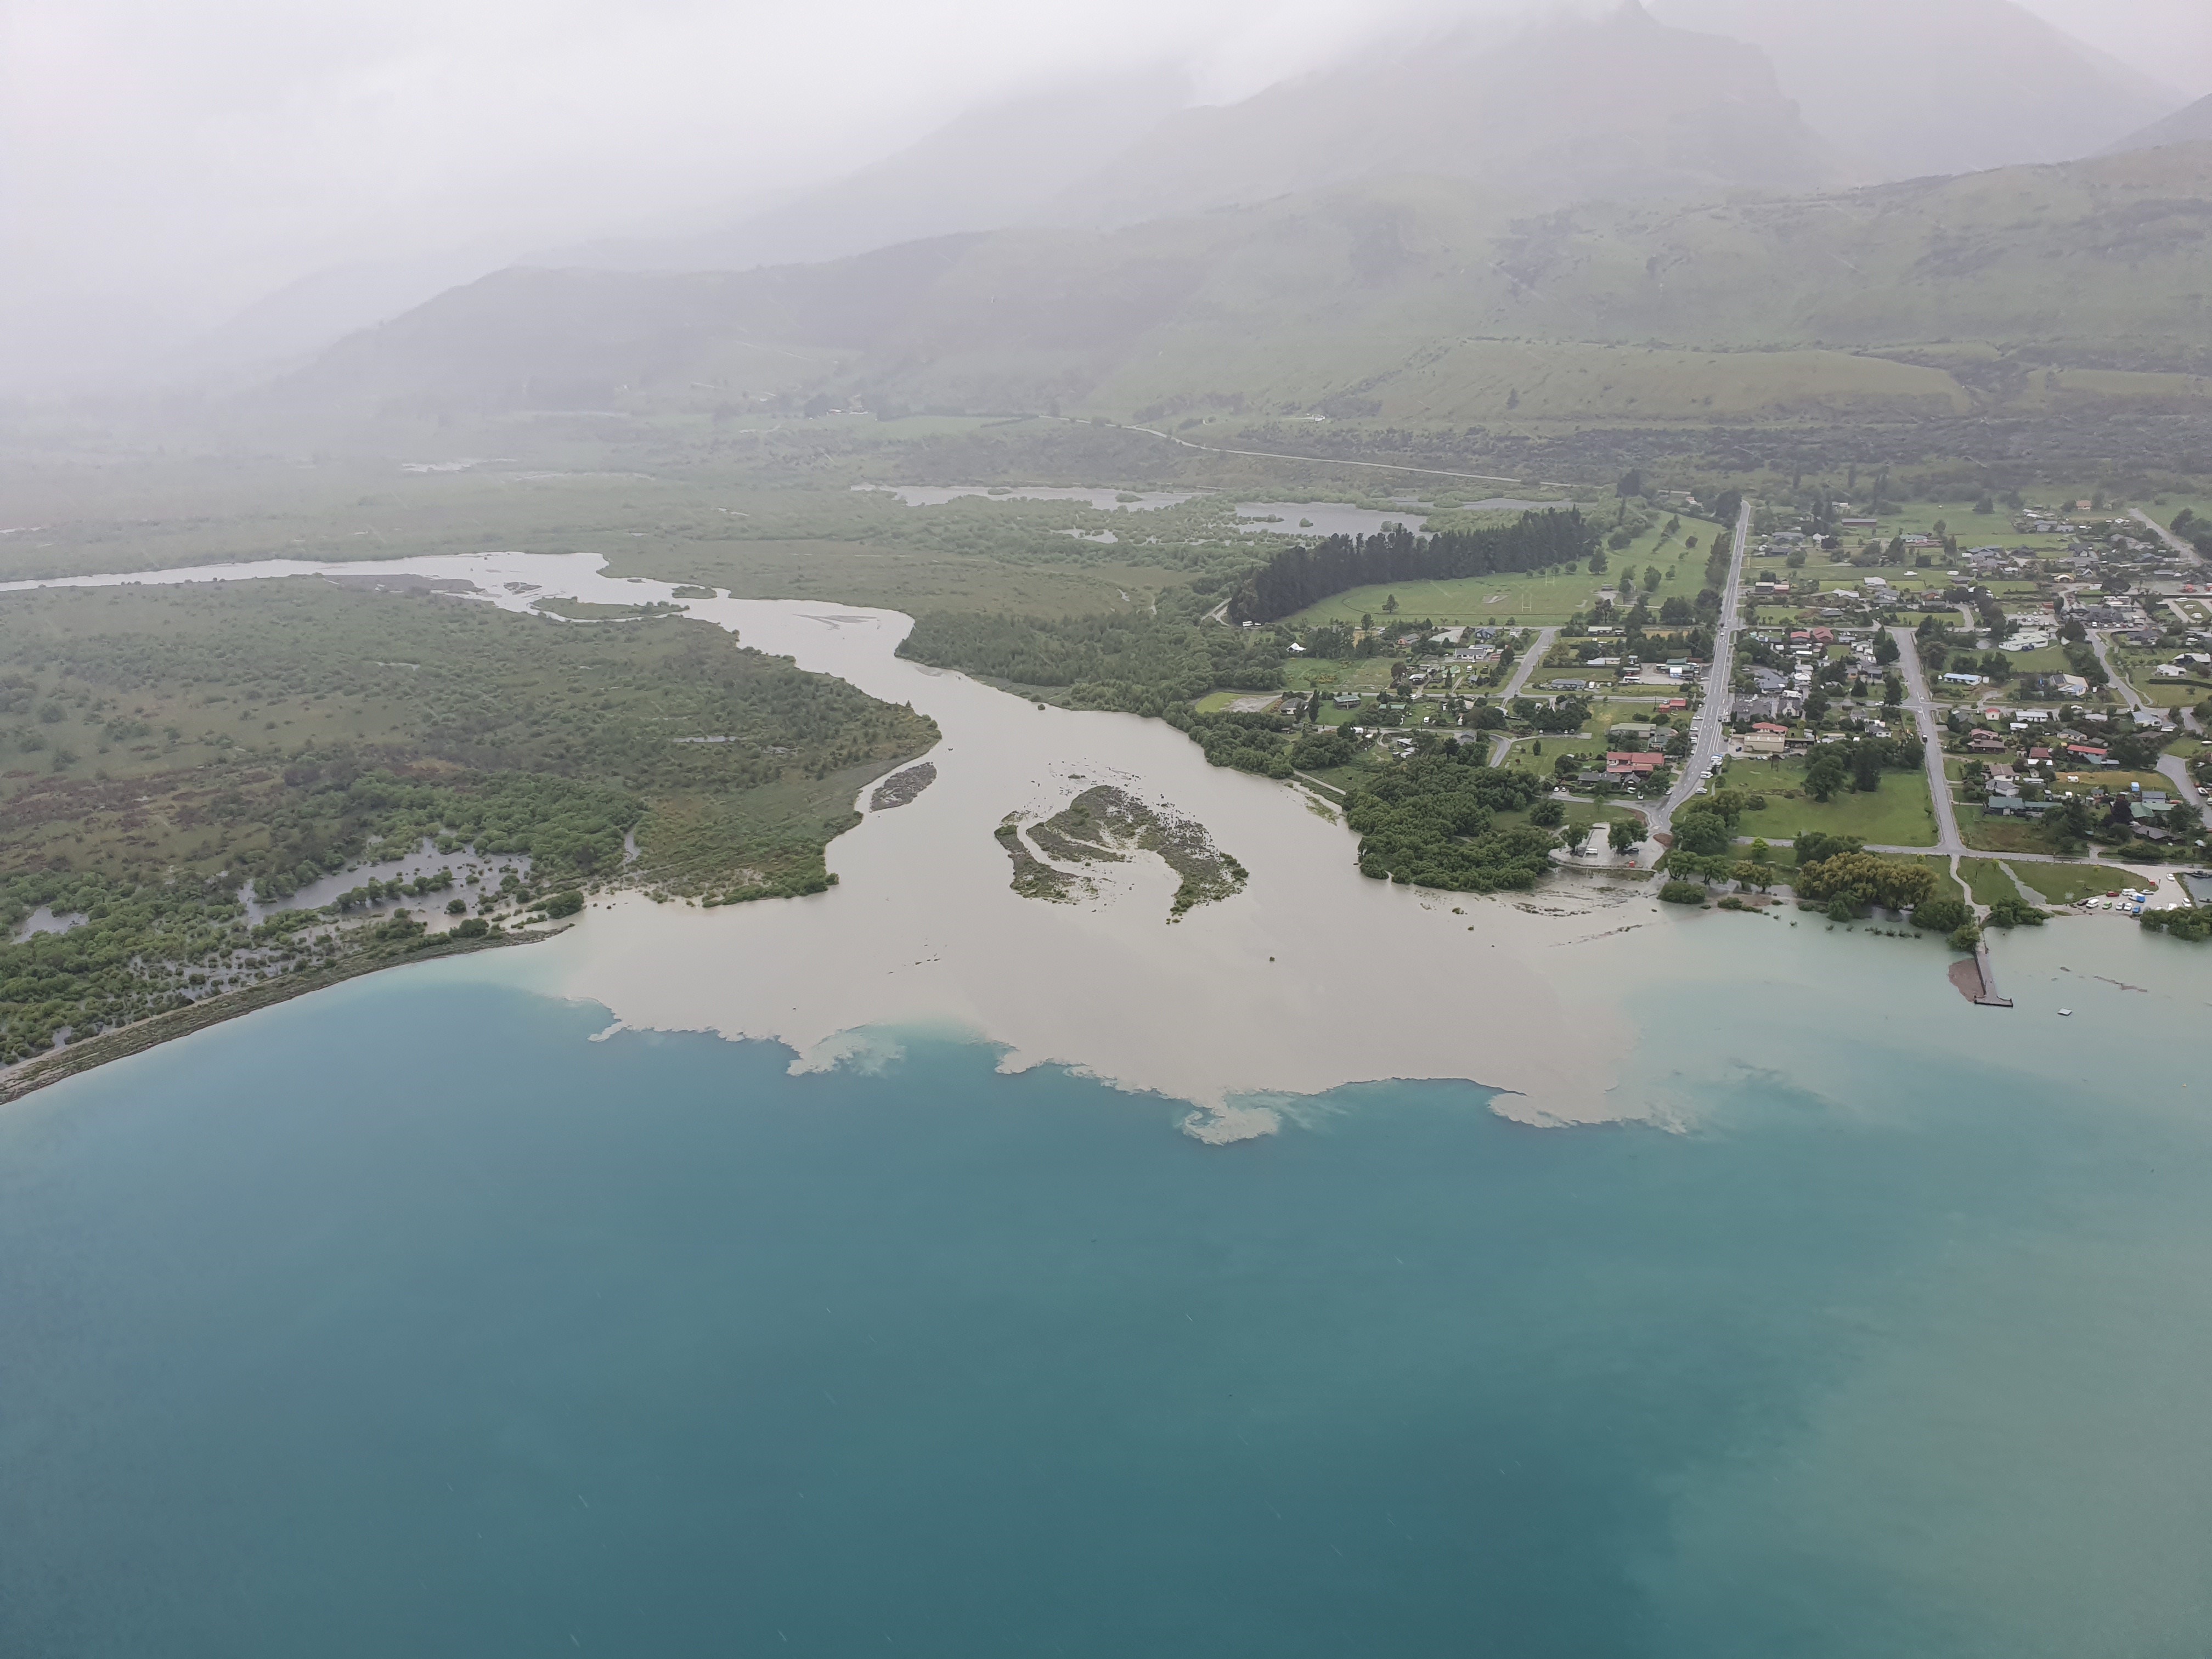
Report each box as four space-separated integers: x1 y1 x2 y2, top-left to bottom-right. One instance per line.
0 579 936 1068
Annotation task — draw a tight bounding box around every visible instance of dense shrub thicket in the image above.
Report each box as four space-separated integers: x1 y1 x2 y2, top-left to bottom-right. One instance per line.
1342 747 1555 891
898 590 1286 710
0 581 940 1060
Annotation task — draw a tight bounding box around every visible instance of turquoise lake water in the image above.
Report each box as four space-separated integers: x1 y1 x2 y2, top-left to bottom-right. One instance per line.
5 936 2212 1656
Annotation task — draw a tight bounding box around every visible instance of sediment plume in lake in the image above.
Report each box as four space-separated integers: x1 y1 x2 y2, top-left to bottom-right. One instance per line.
1 550 1678 1139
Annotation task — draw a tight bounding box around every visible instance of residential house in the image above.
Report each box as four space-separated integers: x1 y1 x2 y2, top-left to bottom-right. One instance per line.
1733 694 1787 723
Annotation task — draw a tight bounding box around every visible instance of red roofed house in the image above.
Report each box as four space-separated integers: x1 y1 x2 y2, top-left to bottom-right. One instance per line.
1606 752 1666 778
2064 743 2111 766
1659 697 1689 712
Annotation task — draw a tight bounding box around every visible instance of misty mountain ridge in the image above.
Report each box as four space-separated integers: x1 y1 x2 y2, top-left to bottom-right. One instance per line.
545 0 2180 289
558 2 1847 282
549 67 1194 275
2103 93 2212 156
1650 0 2182 179
1039 3 1848 228
172 0 2190 393
275 143 2212 432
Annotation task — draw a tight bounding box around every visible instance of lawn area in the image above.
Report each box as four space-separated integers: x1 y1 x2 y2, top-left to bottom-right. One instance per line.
2049 769 2168 795
2004 860 2107 906
1285 516 1715 629
1577 696 1675 735
1492 801 1644 838
2163 595 2212 627
1960 857 2021 906
1959 809 2058 853
1280 656 1398 695
1800 574 1947 600
1723 757 1938 846
2140 681 2210 708
1193 690 1291 713
1493 737 1609 779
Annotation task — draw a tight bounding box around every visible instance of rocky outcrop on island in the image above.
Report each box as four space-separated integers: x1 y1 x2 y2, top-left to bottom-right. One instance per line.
870 763 938 811
1009 786 1246 918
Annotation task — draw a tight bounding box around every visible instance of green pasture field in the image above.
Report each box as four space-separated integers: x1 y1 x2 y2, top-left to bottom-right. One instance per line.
1720 756 1938 846
1285 516 1714 630
1825 500 2152 557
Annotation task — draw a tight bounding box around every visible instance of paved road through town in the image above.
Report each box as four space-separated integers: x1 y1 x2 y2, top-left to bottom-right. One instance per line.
2087 629 2145 710
1646 498 1753 848
2082 630 2210 829
1497 627 1560 701
1889 624 1967 855
1488 627 1559 763
2132 507 2205 565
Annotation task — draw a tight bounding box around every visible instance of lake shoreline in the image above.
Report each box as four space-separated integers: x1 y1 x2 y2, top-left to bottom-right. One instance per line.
3 549 2191 1137
0 924 567 1106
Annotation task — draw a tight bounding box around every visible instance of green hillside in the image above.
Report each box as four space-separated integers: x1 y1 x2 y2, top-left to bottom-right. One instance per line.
281 145 2212 430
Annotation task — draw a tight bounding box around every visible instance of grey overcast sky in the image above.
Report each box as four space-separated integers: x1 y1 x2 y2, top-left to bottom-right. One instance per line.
3 0 2207 383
